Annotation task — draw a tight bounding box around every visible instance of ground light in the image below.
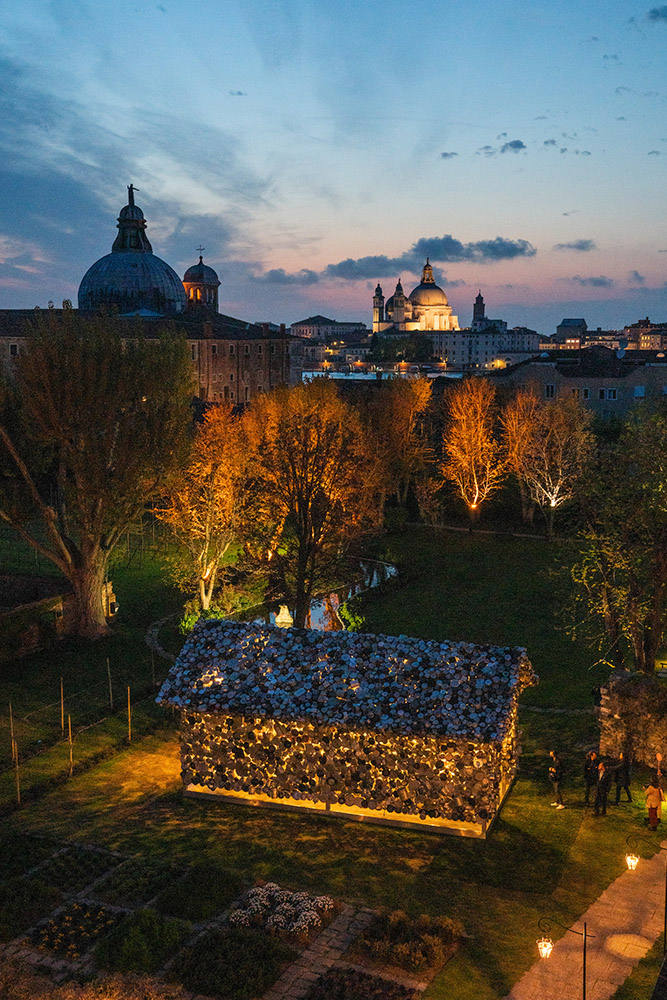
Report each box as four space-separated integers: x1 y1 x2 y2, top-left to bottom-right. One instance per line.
625 833 667 953
536 916 593 1000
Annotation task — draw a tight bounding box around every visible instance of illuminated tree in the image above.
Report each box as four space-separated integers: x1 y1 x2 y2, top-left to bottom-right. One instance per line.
520 394 593 536
442 378 505 521
242 380 374 628
0 313 193 638
157 405 248 611
359 377 433 519
568 408 667 672
500 386 539 523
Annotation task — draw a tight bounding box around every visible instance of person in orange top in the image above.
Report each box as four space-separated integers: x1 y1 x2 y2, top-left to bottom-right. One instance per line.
644 777 664 831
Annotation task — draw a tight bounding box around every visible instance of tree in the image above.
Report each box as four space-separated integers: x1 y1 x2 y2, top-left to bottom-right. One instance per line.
513 393 593 536
568 408 667 673
0 313 193 638
157 405 249 611
441 378 505 522
500 386 539 524
357 377 433 519
242 380 375 627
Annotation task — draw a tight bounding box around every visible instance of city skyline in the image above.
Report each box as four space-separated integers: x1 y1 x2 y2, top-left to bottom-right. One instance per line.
0 0 666 332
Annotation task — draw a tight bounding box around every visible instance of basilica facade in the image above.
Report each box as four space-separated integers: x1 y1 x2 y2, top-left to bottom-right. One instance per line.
372 260 459 334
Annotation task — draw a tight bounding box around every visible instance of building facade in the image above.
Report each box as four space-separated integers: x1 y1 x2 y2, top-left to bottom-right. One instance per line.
373 260 460 333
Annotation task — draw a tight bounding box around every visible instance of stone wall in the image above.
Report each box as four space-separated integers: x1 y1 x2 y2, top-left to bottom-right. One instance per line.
599 671 667 765
180 708 520 837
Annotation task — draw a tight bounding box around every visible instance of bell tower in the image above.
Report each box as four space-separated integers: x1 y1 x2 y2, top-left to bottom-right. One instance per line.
372 282 385 332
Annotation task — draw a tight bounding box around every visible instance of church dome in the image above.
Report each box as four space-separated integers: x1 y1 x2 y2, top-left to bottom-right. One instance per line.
77 185 187 315
183 256 220 287
409 258 449 308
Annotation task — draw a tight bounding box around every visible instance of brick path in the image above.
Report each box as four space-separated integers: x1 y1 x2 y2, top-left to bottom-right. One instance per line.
504 839 667 1000
262 905 375 1000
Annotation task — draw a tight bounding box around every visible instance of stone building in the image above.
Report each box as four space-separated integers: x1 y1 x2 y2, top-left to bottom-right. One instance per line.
0 185 302 401
157 619 536 838
372 260 460 334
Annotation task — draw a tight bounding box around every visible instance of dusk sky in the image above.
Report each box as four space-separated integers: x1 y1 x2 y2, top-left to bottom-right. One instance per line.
1 0 666 333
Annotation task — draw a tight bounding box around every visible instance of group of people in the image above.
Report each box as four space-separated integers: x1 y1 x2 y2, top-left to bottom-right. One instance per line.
548 749 665 828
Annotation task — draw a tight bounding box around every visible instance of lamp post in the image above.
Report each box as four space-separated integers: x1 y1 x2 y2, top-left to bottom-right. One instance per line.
625 834 667 953
536 916 593 1000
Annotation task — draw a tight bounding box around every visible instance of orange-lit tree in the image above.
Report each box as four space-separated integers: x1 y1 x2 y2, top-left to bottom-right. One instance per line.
358 377 433 519
0 313 192 638
242 380 375 628
500 386 539 524
158 405 249 611
520 394 593 537
442 378 505 523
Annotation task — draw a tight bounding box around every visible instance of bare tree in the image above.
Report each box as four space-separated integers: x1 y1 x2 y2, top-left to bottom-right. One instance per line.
442 378 505 523
501 386 539 524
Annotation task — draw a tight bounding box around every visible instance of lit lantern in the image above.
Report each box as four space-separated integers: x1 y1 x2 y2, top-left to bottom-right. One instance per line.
275 605 294 629
537 937 554 959
626 853 640 871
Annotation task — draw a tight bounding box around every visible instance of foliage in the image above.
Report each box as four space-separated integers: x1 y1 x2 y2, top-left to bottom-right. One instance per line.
154 863 245 922
515 394 593 536
95 908 191 974
568 407 667 671
157 406 249 611
94 858 176 908
0 833 57 882
352 910 462 972
500 386 539 524
304 967 418 1000
0 961 193 1000
442 378 505 520
35 848 120 895
242 380 378 627
228 882 334 940
338 597 366 632
0 877 62 942
31 901 122 960
0 313 193 637
170 925 296 999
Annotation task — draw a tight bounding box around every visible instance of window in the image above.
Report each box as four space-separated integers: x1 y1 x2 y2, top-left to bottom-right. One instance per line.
572 387 590 400
9 343 18 357
229 345 235 356
224 386 229 400
270 344 276 355
245 386 249 402
545 384 555 399
230 390 235 401
211 345 217 356
244 344 250 356
258 345 262 355
598 388 617 401
190 344 197 360
230 373 234 382
634 385 645 398
257 385 263 393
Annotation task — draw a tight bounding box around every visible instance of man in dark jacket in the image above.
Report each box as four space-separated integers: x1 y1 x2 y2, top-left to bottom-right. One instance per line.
614 750 632 803
549 750 565 809
594 761 612 816
584 750 598 806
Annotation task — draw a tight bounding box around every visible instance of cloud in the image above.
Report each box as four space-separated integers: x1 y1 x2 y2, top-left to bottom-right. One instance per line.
229 90 247 97
544 139 557 146
569 275 614 287
647 5 667 20
440 151 458 160
648 149 662 155
629 270 646 284
534 115 547 120
250 267 319 285
616 86 632 95
553 239 597 252
500 139 526 154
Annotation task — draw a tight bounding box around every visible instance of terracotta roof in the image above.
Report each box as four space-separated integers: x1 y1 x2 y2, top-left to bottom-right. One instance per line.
157 620 536 741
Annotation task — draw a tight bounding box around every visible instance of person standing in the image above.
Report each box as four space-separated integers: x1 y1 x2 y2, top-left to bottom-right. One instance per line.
584 750 598 806
594 761 611 817
645 777 664 831
614 750 632 804
549 751 565 809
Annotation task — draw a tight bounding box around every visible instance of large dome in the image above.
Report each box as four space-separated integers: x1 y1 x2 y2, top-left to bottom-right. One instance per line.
409 258 449 308
77 184 187 315
79 252 187 315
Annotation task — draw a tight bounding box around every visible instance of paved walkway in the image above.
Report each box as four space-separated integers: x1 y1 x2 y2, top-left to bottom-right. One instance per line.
504 839 667 1000
262 905 375 1000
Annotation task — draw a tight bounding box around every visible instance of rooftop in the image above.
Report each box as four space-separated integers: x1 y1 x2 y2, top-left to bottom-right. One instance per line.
157 621 536 741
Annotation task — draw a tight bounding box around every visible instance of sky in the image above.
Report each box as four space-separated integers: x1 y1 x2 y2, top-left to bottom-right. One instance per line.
0 0 666 334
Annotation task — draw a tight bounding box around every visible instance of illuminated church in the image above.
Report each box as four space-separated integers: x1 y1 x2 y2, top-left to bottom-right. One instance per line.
372 260 459 334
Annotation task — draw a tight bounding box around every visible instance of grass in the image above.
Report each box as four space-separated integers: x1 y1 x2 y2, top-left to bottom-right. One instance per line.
0 525 662 999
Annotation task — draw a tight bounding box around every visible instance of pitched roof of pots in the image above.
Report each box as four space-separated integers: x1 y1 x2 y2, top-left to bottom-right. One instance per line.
157 621 536 742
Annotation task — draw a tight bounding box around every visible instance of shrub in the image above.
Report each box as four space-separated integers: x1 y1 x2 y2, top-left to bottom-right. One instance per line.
94 858 177 908
154 863 245 921
227 883 335 942
171 925 295 999
304 967 418 1000
95 908 191 974
352 910 462 972
0 877 62 941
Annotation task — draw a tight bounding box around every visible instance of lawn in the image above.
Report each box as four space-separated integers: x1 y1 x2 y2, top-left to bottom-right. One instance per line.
0 526 662 999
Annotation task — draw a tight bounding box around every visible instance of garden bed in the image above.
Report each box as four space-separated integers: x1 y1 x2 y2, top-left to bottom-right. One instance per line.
346 909 462 979
305 967 419 1000
29 901 123 961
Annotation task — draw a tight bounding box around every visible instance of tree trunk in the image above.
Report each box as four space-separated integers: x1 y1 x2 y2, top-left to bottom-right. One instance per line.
293 540 311 629
69 548 110 639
